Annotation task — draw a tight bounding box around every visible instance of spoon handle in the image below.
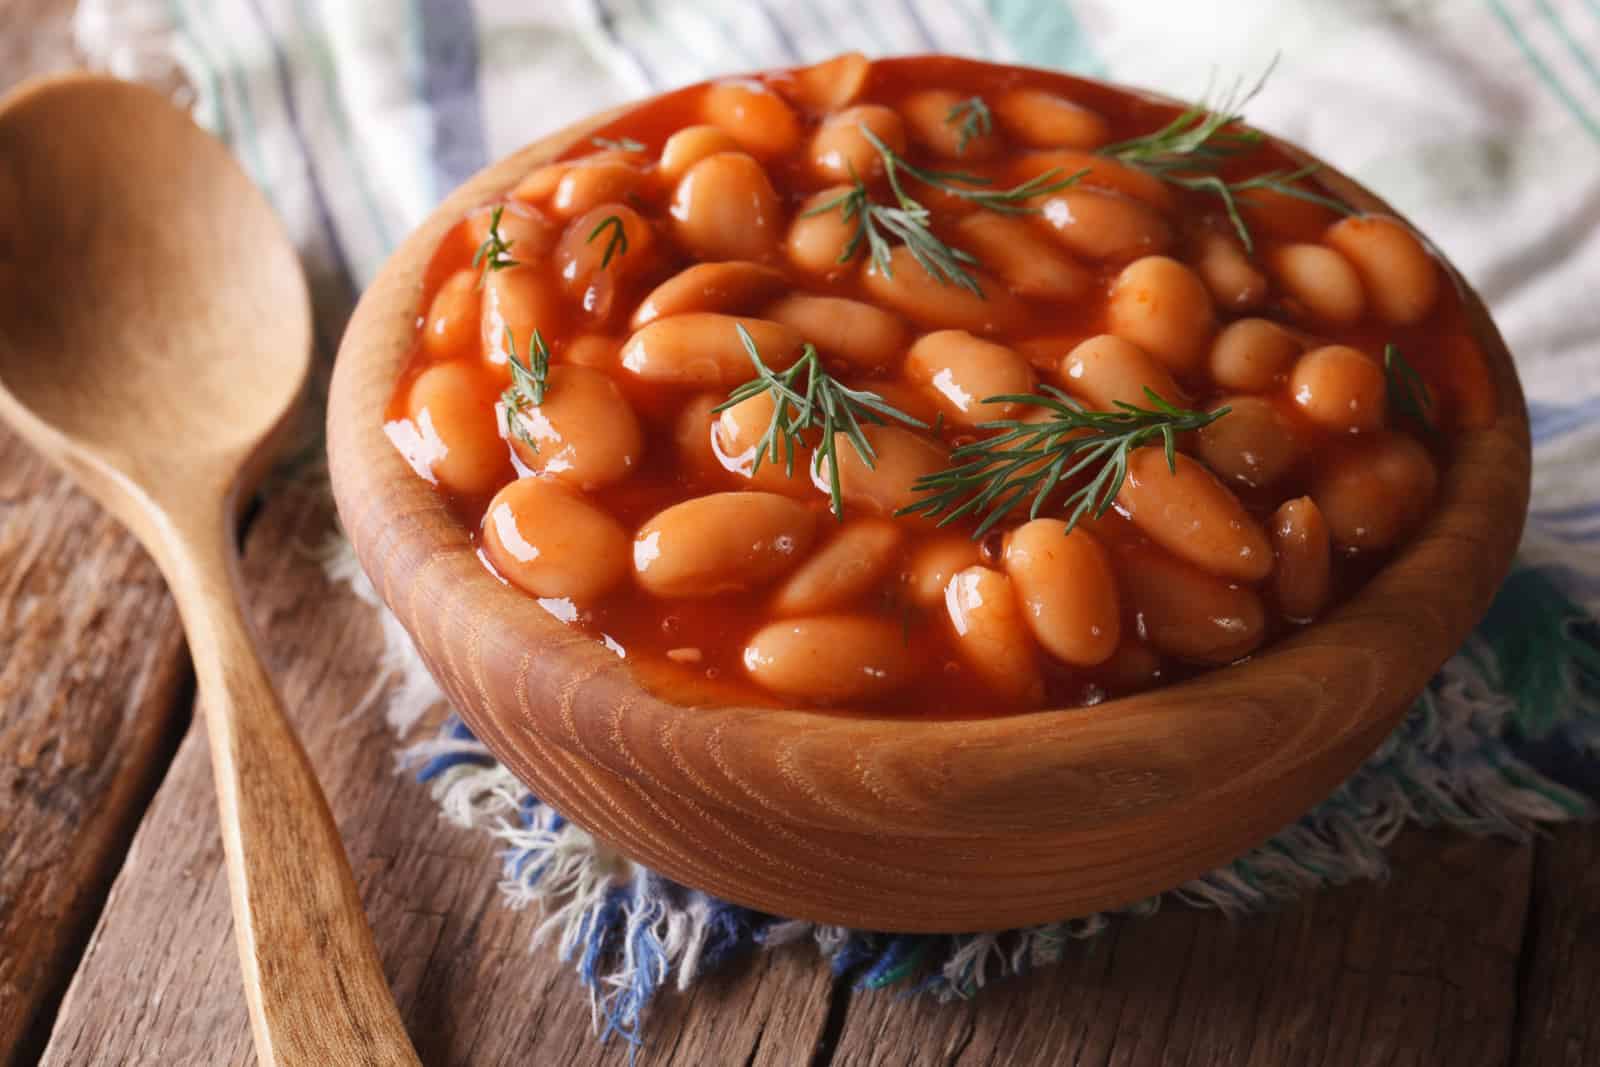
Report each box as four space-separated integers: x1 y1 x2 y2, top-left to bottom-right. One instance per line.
161 514 421 1067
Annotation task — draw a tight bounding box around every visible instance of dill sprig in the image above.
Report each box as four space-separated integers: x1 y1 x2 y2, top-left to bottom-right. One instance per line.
944 95 993 155
862 126 1082 214
591 135 646 152
714 324 927 519
898 386 1231 538
586 214 629 269
500 326 551 451
471 205 520 287
805 126 1085 294
1099 64 1274 170
1383 343 1435 433
1099 62 1350 252
809 182 984 294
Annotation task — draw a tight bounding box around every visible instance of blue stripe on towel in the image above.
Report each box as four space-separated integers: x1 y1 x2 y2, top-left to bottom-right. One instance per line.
1529 396 1600 445
982 0 1103 74
1487 0 1600 143
753 0 801 61
416 0 490 200
592 0 662 89
897 0 943 51
239 0 358 302
1536 0 1600 94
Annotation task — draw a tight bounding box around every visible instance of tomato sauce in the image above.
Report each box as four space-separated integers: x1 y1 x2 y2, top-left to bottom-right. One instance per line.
384 54 1492 717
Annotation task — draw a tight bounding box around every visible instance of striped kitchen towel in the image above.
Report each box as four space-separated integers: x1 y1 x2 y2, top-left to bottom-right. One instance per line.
77 0 1600 1049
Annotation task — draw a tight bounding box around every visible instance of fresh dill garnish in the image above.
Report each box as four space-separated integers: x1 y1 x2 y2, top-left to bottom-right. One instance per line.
713 324 927 519
898 386 1231 538
803 125 1085 294
1098 62 1351 252
861 126 1082 214
586 214 629 269
807 181 984 294
1383 343 1435 433
591 135 646 152
471 205 520 287
500 326 551 451
944 95 993 155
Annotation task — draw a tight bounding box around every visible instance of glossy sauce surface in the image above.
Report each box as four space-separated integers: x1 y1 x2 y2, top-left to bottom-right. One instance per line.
385 55 1493 716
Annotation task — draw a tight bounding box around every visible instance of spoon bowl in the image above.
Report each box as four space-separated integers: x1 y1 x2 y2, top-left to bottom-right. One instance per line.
0 74 417 1066
0 75 307 517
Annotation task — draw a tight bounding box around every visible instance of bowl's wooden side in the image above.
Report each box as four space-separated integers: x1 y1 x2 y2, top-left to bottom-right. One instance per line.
327 71 1530 932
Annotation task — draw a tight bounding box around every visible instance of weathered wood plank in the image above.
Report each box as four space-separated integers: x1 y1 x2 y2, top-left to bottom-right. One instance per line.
0 5 195 1059
828 833 1530 1066
1514 823 1600 1066
42 486 837 1065
0 436 189 1065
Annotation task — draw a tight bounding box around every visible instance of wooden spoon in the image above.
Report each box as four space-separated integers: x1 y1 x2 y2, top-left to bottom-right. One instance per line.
0 75 419 1065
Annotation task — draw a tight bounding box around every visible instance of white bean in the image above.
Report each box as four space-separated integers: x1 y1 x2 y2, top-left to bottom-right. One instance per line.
994 89 1109 149
1269 243 1366 326
944 566 1044 705
1208 318 1301 393
401 361 508 497
784 52 871 113
1116 543 1267 664
1055 334 1183 410
762 294 909 372
505 365 643 489
901 88 1003 160
1037 189 1172 262
1271 497 1332 621
905 330 1036 426
1002 520 1120 666
1115 448 1273 582
1324 215 1441 325
771 519 903 615
903 535 982 607
810 105 907 182
671 152 784 262
702 80 802 158
1107 255 1215 375
860 246 1022 333
621 314 803 387
659 124 742 181
814 424 948 517
633 492 817 597
954 213 1094 301
632 261 787 328
1192 395 1304 489
786 185 861 278
481 478 629 601
1191 229 1268 311
743 616 918 703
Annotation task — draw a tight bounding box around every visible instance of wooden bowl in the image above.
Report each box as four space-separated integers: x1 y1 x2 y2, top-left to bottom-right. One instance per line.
328 65 1530 933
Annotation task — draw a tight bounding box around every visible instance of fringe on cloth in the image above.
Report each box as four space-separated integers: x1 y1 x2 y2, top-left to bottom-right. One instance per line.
329 537 1600 1051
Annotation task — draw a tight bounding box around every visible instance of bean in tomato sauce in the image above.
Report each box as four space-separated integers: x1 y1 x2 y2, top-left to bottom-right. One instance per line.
385 54 1493 716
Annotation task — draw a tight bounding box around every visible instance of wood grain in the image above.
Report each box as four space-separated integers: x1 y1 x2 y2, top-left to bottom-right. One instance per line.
42 486 841 1066
1514 822 1600 1065
0 5 191 1062
0 75 414 1065
327 58 1532 932
0 434 188 1065
828 833 1533 1067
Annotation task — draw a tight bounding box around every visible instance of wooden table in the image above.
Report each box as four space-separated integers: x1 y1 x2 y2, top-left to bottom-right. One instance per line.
4 6 1599 1064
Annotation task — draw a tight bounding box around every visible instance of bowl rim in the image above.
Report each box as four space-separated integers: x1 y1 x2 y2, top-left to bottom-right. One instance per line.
328 57 1530 926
